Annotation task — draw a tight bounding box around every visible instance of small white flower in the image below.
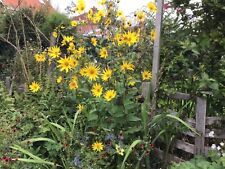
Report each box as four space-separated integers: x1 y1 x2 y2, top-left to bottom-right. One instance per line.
220 142 224 147
208 131 215 137
222 153 225 157
211 144 216 150
217 146 221 151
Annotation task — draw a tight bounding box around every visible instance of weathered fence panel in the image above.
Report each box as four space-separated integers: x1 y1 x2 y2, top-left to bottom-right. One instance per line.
153 92 225 163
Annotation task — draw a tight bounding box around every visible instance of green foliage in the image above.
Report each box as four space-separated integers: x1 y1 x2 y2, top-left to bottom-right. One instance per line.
40 12 70 37
158 1 225 117
170 156 225 169
0 8 71 81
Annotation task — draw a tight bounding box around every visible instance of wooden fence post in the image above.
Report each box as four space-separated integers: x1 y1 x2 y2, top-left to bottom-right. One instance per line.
47 34 56 76
151 0 164 115
195 96 207 155
5 76 11 94
142 82 151 101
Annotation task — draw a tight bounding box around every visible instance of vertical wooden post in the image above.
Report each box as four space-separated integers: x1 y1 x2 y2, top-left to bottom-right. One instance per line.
5 76 11 95
151 0 164 114
195 96 207 155
47 34 56 76
142 82 151 101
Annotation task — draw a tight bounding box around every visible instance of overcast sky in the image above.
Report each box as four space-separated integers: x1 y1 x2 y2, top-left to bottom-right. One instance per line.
50 0 153 15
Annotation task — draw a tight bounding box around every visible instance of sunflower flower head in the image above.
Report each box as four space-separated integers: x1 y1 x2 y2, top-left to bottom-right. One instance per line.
116 10 124 18
127 76 136 86
142 70 152 80
71 20 78 27
34 53 46 62
48 46 61 59
69 79 78 90
77 104 84 112
104 90 116 101
92 141 104 152
61 36 74 46
80 67 87 77
91 83 103 97
101 68 112 81
57 57 73 73
91 37 97 46
69 57 79 69
150 29 156 41
123 31 139 46
29 81 41 93
99 47 108 59
120 61 135 72
147 2 157 13
135 10 146 22
85 64 100 81
56 76 63 83
74 0 86 14
52 31 58 38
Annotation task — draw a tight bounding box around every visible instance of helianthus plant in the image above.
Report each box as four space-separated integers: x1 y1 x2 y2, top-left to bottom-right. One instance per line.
20 0 158 168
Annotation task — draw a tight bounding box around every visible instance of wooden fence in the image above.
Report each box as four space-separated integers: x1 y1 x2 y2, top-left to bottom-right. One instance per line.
155 91 225 162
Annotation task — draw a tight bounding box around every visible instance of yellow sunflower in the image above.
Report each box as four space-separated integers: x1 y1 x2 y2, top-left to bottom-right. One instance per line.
71 20 78 27
74 0 86 13
67 43 76 54
123 31 139 46
69 57 79 69
52 31 58 38
91 83 103 97
120 61 135 72
147 2 157 13
99 47 108 59
29 81 41 93
101 68 112 81
57 57 72 73
135 11 146 22
104 90 116 101
77 104 84 112
150 29 156 41
79 67 87 77
85 64 100 81
56 76 63 83
69 79 78 90
91 37 97 46
92 141 104 152
48 46 61 58
116 10 124 18
34 53 46 62
127 76 136 86
61 36 74 46
142 70 152 80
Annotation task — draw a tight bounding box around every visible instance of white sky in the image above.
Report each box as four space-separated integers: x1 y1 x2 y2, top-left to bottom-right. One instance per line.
50 0 153 15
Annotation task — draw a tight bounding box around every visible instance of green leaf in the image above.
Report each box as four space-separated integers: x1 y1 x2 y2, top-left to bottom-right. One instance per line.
127 114 141 122
50 122 66 132
87 113 98 121
22 137 56 144
17 158 55 166
166 114 199 135
121 139 143 169
124 126 142 134
11 145 42 160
